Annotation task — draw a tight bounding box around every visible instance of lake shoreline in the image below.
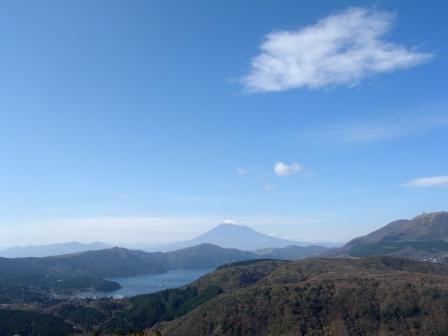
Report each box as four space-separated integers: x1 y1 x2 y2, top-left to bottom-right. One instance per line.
76 268 214 299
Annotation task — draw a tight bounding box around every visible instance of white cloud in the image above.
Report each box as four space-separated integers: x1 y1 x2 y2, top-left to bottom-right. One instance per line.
274 162 303 176
308 110 448 145
236 168 248 176
403 176 448 188
262 183 276 192
42 208 64 214
243 7 432 92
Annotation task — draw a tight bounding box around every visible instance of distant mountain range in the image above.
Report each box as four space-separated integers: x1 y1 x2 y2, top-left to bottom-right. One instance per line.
0 241 330 304
147 223 316 252
329 211 448 259
0 223 332 258
4 212 447 261
0 241 111 258
0 243 256 297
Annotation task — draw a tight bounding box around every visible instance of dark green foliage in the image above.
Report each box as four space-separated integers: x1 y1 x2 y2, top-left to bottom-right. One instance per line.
255 245 329 260
101 285 222 333
0 273 121 303
0 309 75 336
92 279 121 291
216 258 279 270
55 304 108 329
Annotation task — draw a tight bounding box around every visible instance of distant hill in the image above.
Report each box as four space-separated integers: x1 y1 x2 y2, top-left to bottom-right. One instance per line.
0 244 258 302
147 223 309 251
163 243 257 269
0 243 330 304
0 241 111 258
255 244 329 260
330 211 448 259
0 247 167 303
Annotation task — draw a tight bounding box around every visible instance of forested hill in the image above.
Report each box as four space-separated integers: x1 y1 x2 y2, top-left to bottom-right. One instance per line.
152 257 448 336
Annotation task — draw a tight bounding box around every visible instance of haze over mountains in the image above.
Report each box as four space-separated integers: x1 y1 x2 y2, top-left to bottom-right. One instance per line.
0 223 330 258
3 213 447 261
5 212 448 261
0 241 110 258
146 223 311 252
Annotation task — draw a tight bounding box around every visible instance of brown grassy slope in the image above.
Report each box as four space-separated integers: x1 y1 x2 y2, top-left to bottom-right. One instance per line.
328 211 448 259
154 256 448 336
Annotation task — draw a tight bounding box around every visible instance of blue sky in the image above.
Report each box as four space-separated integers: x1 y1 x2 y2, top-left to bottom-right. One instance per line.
1 0 447 246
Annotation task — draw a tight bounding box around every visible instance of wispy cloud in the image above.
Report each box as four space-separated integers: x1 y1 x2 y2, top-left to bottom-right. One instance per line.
262 183 276 192
115 193 129 200
274 162 303 176
151 193 208 205
242 7 432 92
308 110 448 145
403 176 448 188
236 168 248 176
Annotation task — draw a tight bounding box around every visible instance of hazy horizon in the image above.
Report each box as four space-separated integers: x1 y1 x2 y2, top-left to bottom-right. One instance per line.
0 217 343 248
1 211 446 248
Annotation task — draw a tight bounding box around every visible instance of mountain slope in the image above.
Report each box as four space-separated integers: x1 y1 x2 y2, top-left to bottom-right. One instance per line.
0 247 167 303
149 223 305 251
152 257 448 336
330 211 448 259
0 245 258 280
99 260 287 334
163 244 258 269
0 244 259 303
0 241 111 258
255 244 329 260
350 211 448 244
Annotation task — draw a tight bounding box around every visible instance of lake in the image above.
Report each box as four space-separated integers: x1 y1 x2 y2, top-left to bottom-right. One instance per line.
77 268 214 298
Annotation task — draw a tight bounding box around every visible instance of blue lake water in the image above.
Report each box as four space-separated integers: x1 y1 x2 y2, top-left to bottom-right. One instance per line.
78 268 214 298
